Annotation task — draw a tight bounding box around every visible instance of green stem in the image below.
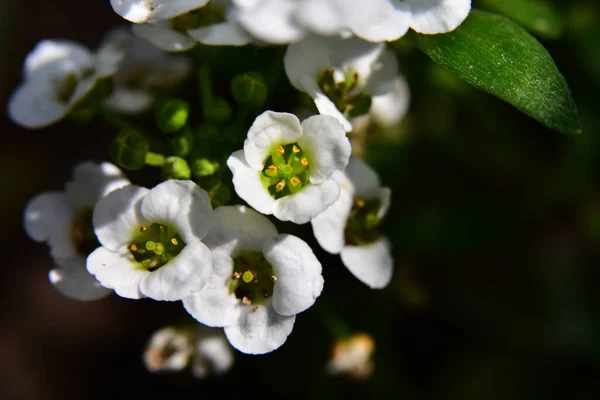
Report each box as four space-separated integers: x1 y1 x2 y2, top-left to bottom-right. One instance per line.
197 64 213 106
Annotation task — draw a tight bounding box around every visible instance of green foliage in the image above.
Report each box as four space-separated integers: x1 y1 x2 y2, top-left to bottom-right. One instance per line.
480 0 564 39
231 72 267 107
417 10 581 134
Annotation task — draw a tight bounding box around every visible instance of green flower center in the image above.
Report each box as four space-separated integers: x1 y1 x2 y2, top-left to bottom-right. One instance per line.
261 143 311 199
170 4 226 32
344 197 383 246
318 68 372 118
71 207 100 256
229 252 276 305
128 223 186 271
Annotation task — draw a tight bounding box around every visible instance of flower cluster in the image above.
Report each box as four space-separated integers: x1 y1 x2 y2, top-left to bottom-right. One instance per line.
14 0 472 373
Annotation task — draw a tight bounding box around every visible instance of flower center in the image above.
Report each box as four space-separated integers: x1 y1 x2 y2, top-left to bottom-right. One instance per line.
261 143 311 199
128 223 186 271
70 207 100 256
344 197 382 246
170 4 226 32
318 68 372 118
229 252 277 305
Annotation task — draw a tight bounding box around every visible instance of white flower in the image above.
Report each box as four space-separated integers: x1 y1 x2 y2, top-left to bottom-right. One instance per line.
231 0 305 44
191 326 235 378
87 179 214 301
187 0 253 46
101 29 192 114
8 39 125 129
227 111 351 224
144 326 195 372
23 162 130 301
326 332 375 381
111 0 210 23
183 205 324 354
284 35 409 132
311 157 393 289
296 0 471 42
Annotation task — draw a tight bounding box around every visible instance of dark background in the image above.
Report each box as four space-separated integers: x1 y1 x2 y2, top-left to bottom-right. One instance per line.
1 1 599 399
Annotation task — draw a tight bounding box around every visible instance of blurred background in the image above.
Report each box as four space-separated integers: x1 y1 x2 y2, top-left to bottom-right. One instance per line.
1 0 599 399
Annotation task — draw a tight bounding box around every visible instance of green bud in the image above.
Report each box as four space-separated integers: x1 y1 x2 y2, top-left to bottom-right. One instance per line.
191 157 220 178
162 156 191 180
156 98 190 134
231 72 267 107
170 131 195 157
109 130 149 170
204 96 232 123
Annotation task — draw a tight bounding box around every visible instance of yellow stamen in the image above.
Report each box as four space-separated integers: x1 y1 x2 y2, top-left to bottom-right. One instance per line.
268 165 277 173
270 275 278 282
171 238 178 246
242 296 251 305
292 145 300 153
275 181 285 191
130 244 138 252
301 158 309 167
290 177 300 187
276 145 285 154
242 270 254 283
355 199 365 208
140 226 148 233
233 272 241 279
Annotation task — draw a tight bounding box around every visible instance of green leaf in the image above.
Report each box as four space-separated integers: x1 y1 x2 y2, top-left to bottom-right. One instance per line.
480 0 564 39
417 10 581 135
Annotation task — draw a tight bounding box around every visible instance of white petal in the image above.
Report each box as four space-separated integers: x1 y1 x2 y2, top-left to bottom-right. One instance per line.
24 40 93 81
310 175 353 254
158 0 210 20
103 88 154 114
224 303 295 354
193 334 235 377
298 115 351 184
8 82 68 129
50 256 112 301
344 156 381 198
183 251 240 327
341 237 393 289
140 241 212 301
187 21 252 46
300 77 352 132
203 205 277 256
23 192 76 259
86 246 148 299
377 187 392 221
227 150 275 216
350 0 410 42
111 0 158 23
244 111 303 170
273 179 340 224
65 162 130 210
406 0 471 34
132 22 197 52
234 0 304 44
295 0 350 37
369 76 410 127
140 180 214 242
265 234 324 316
93 185 149 252
283 35 332 90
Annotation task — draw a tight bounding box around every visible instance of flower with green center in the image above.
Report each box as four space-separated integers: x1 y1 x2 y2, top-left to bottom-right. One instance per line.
110 0 210 24
183 205 324 354
228 111 351 224
23 162 130 301
8 39 126 129
284 35 410 132
311 157 393 289
87 179 214 301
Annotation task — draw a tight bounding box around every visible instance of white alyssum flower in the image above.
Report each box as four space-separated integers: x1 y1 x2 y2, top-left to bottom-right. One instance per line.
191 326 235 378
24 162 130 301
231 0 305 44
284 35 409 132
183 205 324 354
144 326 195 372
326 332 375 381
8 39 126 129
297 0 471 42
311 157 393 289
111 0 210 23
227 111 351 224
87 179 214 301
100 29 191 114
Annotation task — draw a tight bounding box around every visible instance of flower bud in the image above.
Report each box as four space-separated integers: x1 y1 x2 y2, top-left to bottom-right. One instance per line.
170 131 195 157
204 97 232 123
157 98 190 134
191 157 220 178
162 156 191 180
231 72 267 108
109 130 149 170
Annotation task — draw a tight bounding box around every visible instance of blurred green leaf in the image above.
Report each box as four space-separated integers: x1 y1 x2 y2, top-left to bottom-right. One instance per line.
417 10 581 134
480 0 564 39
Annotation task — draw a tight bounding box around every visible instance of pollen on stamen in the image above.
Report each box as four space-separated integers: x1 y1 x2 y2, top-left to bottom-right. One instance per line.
301 158 309 166
356 199 365 207
140 226 148 233
130 244 138 252
233 272 241 279
242 296 251 305
276 145 285 154
275 182 285 191
292 145 300 153
290 177 300 187
268 165 277 173
171 238 178 246
270 275 278 282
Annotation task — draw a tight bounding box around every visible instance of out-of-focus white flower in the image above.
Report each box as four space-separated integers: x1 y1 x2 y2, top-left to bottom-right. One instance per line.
297 0 471 42
227 111 351 224
144 326 195 372
231 0 305 44
284 35 409 132
8 39 125 129
187 0 253 46
100 29 191 114
87 180 214 301
183 205 324 354
326 332 375 381
191 326 235 378
311 157 393 289
24 162 130 301
111 0 210 23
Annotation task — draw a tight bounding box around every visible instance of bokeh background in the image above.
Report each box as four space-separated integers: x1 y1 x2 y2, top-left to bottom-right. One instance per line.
1 0 599 399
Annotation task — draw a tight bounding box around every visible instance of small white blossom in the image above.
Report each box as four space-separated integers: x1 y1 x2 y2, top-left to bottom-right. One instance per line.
311 157 393 289
8 39 125 129
111 0 210 23
144 326 195 372
101 29 191 114
24 162 130 301
284 35 409 132
183 205 324 354
231 0 305 44
297 0 471 42
326 332 375 381
228 111 351 224
191 326 235 378
87 180 214 301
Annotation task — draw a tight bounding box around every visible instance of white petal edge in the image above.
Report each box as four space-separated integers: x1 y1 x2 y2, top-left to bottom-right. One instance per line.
86 246 148 299
344 156 381 198
50 256 112 301
273 179 341 224
132 22 197 52
227 150 275 216
310 177 353 254
65 162 130 210
340 237 394 289
406 0 471 34
8 82 68 129
187 21 252 46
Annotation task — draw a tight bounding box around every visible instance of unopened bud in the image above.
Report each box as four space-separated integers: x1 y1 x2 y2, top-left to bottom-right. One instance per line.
109 130 149 170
